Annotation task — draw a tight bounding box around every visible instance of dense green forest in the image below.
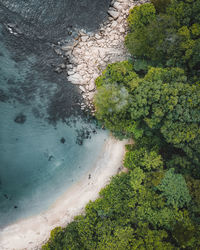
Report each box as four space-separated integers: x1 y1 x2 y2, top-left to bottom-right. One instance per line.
43 0 200 249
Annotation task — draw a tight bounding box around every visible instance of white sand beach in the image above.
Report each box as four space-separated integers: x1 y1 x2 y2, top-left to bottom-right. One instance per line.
0 1 140 248
0 136 127 250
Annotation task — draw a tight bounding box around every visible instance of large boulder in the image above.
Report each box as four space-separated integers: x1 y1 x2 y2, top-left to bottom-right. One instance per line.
68 73 82 84
108 10 119 19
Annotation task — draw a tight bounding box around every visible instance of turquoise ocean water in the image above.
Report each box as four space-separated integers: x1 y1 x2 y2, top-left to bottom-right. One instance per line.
0 0 110 228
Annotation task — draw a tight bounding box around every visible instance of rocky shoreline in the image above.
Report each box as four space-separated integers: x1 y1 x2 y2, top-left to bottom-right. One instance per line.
53 0 148 113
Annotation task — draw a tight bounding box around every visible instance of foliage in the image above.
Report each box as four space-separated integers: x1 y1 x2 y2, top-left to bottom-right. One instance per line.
94 61 139 134
95 61 138 88
95 66 200 168
125 1 200 81
43 1 200 249
129 167 145 190
43 166 199 249
124 147 163 171
185 176 200 207
172 221 199 248
132 59 152 74
125 13 178 65
150 0 171 13
43 172 182 249
127 3 156 31
156 168 191 208
166 154 200 177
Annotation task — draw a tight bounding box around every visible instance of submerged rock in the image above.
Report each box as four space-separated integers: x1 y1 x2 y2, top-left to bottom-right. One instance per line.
60 137 66 144
0 89 9 102
54 67 63 74
14 113 26 124
48 155 54 161
4 194 8 199
76 138 83 145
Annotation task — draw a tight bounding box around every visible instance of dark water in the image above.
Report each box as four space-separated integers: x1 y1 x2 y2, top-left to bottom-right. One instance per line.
0 0 110 40
0 0 110 228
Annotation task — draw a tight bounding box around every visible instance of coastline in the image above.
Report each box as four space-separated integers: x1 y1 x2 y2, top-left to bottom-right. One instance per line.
57 0 147 112
0 136 127 250
0 1 144 249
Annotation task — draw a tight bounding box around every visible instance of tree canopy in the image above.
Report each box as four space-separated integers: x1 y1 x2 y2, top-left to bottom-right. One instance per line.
43 0 200 249
125 0 200 81
95 65 200 170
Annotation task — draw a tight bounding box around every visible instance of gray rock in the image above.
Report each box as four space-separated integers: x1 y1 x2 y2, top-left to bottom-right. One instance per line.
119 27 125 33
88 81 95 91
88 92 95 101
79 86 86 92
68 73 82 84
65 51 72 57
60 63 66 69
113 2 122 11
111 21 118 28
67 64 73 70
95 34 101 39
67 70 75 75
61 45 72 51
108 10 119 19
54 49 62 55
54 67 63 73
81 36 88 42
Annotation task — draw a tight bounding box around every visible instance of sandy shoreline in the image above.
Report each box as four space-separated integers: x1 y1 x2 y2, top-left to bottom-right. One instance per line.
0 1 139 249
0 136 127 250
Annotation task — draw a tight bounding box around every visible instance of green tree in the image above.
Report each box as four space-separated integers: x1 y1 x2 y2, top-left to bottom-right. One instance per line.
156 168 191 208
124 147 163 171
125 1 200 80
95 61 138 88
94 84 130 132
129 67 200 167
151 0 171 13
43 2 200 249
95 66 200 167
127 3 156 31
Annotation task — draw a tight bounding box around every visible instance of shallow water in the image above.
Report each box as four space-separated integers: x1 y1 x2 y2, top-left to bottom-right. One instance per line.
0 0 110 228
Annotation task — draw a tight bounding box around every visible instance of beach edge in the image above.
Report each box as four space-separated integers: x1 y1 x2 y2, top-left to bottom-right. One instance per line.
0 136 127 250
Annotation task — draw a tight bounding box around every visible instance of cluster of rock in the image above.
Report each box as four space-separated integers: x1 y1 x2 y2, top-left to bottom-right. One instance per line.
54 0 148 113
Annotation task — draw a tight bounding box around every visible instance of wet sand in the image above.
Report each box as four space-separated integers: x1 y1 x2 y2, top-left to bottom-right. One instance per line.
0 136 127 250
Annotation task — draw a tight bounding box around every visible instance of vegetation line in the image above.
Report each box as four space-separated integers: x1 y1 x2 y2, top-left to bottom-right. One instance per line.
43 0 200 249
